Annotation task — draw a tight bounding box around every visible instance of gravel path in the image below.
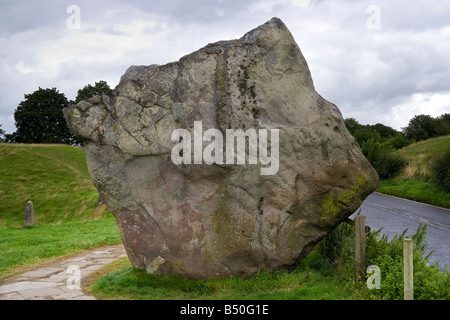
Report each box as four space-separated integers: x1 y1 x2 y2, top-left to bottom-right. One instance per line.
0 244 126 300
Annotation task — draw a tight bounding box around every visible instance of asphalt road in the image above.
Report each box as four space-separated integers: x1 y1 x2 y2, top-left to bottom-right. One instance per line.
350 192 450 269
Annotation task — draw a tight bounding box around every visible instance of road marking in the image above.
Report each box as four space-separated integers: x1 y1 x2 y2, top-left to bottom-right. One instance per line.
374 192 450 212
366 201 450 232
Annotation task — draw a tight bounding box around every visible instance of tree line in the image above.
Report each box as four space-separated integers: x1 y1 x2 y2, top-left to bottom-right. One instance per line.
344 115 450 192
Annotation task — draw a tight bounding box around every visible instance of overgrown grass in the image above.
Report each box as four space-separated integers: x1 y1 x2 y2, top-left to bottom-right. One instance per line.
0 215 121 280
394 135 450 179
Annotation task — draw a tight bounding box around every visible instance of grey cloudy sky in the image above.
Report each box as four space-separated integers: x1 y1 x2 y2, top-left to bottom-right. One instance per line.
1 0 449 134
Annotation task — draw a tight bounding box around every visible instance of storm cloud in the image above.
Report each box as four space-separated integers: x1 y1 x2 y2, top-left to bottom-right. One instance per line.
0 0 449 133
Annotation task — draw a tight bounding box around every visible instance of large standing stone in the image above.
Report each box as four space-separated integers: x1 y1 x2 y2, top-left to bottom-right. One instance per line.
63 18 379 280
23 201 35 227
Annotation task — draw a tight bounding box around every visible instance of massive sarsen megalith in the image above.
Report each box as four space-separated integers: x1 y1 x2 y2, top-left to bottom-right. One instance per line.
64 18 379 280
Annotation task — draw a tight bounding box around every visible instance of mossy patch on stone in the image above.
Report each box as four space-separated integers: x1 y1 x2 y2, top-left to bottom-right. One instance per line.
319 174 370 226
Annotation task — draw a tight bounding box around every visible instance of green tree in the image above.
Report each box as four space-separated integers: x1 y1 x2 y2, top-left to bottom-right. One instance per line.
360 137 388 164
344 118 410 179
0 124 5 142
402 114 437 142
344 118 381 146
360 137 407 179
374 152 408 179
72 80 112 104
433 113 450 137
386 132 412 150
369 123 398 138
8 87 77 144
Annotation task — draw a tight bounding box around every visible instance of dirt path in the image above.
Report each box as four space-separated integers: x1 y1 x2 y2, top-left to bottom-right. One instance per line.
0 244 126 300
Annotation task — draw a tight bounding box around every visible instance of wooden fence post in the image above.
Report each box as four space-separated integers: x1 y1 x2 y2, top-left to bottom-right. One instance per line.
404 238 414 300
355 215 366 281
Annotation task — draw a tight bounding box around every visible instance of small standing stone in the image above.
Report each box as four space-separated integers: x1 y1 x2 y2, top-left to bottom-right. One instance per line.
23 201 35 227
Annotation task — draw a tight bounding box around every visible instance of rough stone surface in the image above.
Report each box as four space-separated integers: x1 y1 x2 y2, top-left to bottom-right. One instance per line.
23 201 35 227
64 18 379 280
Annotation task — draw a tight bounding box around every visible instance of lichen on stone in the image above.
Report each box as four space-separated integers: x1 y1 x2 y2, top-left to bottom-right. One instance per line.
319 174 370 226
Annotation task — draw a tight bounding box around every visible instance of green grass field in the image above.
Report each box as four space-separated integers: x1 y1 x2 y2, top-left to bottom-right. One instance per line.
0 143 121 280
377 136 450 208
0 217 121 279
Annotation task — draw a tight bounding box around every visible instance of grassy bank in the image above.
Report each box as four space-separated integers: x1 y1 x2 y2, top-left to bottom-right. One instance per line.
0 144 109 226
377 136 450 208
0 144 121 280
393 135 450 178
378 179 450 208
0 143 110 226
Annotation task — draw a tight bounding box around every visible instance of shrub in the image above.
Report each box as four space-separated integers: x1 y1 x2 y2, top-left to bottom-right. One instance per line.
374 152 408 179
430 147 450 192
360 138 388 164
318 221 450 300
360 138 408 179
365 224 449 300
386 133 412 150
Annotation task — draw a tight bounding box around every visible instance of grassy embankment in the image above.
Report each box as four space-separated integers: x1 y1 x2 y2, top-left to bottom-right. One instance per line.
0 144 121 280
377 135 450 208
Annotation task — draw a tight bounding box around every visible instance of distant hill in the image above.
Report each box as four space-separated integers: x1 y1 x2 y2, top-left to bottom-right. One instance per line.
0 144 109 227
